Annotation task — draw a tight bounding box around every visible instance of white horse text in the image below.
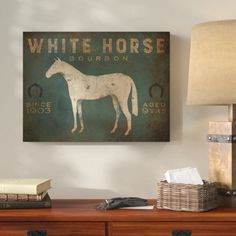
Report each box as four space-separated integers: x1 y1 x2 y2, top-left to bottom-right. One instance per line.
27 38 167 54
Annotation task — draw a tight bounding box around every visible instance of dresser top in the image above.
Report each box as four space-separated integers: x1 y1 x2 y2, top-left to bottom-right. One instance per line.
0 199 235 222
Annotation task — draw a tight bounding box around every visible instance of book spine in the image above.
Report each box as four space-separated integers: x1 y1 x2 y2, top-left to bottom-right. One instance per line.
28 194 39 201
0 194 7 201
8 194 18 201
0 193 46 201
0 200 51 209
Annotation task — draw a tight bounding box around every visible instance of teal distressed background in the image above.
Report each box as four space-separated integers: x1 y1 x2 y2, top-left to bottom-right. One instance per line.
23 32 169 142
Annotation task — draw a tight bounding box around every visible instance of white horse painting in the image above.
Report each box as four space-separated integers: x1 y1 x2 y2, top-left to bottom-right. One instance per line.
45 58 138 136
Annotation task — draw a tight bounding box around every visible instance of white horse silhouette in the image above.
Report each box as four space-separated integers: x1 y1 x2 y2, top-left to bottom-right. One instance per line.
45 58 138 136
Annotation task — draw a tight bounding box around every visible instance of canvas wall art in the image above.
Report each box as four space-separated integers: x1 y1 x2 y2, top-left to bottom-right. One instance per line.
23 32 170 142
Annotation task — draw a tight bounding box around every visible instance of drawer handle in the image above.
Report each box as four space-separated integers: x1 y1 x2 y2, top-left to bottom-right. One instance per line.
172 230 192 236
27 230 47 236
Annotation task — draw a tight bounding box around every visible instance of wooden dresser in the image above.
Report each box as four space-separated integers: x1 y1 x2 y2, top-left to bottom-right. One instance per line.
0 199 236 236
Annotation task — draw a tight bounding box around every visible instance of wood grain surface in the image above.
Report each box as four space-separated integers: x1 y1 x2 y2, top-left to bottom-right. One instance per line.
0 199 235 222
109 222 236 236
208 121 236 189
0 222 104 236
0 200 236 236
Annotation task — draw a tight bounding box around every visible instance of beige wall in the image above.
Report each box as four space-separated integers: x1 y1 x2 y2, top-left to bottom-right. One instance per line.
0 0 235 198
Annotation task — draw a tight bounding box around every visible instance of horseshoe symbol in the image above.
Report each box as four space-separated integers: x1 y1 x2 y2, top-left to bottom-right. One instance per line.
149 82 163 98
27 83 43 98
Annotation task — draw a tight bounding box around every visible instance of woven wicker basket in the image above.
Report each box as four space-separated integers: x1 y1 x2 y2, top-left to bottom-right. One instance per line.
157 181 219 212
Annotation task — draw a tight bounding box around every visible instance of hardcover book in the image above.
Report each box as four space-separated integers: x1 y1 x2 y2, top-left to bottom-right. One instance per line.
0 178 51 195
0 193 51 209
0 191 47 201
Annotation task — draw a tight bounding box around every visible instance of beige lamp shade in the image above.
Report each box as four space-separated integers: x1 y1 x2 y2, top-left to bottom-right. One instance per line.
187 20 236 105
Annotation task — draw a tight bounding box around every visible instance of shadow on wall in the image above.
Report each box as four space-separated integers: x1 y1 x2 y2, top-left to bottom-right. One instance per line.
170 34 189 142
51 187 119 199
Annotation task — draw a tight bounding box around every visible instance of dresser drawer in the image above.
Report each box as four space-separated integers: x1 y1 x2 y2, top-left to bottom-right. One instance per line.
109 222 236 236
0 222 105 236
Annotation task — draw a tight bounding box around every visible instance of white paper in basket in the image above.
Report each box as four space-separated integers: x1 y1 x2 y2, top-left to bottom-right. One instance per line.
164 167 203 185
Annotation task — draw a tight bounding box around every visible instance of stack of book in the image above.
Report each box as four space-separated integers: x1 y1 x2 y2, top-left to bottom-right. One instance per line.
0 178 52 209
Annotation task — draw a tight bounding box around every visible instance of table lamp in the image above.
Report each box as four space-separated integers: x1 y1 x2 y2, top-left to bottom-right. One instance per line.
187 20 236 199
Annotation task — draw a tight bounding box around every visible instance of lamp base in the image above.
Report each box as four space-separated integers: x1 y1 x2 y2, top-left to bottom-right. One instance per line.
208 121 236 189
208 121 236 207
